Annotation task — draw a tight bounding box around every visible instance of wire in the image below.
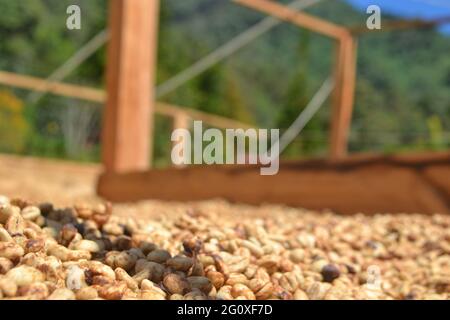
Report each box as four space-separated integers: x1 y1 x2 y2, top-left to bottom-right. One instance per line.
155 0 324 98
27 29 109 104
269 76 334 156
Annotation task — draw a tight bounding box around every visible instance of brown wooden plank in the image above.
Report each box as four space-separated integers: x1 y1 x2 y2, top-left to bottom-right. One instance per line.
350 16 450 35
157 103 255 129
97 152 450 215
234 0 350 40
423 165 450 201
0 70 106 102
272 151 450 170
102 0 159 173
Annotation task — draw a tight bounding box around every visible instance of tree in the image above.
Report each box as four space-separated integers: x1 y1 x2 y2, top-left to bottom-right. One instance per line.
0 90 29 153
195 64 228 117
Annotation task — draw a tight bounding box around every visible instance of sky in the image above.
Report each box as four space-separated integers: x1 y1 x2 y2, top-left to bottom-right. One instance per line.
345 0 450 34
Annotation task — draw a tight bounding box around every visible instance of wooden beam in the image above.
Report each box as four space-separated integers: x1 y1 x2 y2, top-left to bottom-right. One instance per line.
0 70 105 102
234 0 350 40
350 16 450 35
0 70 254 131
330 36 357 159
157 103 255 130
102 0 159 173
97 151 450 215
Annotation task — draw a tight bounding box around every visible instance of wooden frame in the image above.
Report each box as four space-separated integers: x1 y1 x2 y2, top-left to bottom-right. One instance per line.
98 151 450 215
2 0 448 214
98 0 359 175
95 0 450 214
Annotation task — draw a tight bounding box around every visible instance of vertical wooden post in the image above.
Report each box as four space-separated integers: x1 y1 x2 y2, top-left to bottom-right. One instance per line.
172 112 191 168
173 112 191 136
330 36 357 160
102 0 159 173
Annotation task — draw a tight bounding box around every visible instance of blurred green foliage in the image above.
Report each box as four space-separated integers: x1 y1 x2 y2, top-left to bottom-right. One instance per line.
0 90 29 153
0 0 449 165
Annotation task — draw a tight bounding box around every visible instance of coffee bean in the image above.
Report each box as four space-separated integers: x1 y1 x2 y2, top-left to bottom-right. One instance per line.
321 264 340 283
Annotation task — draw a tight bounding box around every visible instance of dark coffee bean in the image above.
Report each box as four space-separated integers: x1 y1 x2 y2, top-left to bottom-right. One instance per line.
321 264 340 283
115 235 132 251
38 202 54 217
74 222 85 235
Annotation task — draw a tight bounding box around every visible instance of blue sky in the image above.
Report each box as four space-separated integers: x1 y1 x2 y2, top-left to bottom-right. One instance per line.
345 0 450 34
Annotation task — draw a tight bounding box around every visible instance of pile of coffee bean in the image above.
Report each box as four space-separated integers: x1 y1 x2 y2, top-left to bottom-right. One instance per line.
0 196 449 300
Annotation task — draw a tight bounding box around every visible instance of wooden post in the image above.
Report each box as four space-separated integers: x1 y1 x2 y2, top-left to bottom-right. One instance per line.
330 36 357 160
173 112 191 134
102 0 159 173
172 112 191 168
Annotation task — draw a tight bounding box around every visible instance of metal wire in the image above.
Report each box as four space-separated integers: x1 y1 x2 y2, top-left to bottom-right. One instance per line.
270 76 335 156
27 29 109 104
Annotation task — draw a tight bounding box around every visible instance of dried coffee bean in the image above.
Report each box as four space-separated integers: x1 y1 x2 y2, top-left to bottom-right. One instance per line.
321 264 340 283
